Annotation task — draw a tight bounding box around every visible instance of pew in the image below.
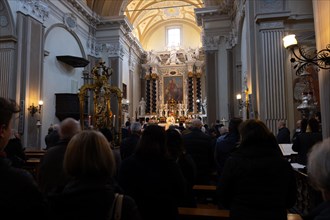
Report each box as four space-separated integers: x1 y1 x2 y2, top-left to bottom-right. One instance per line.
179 207 303 220
25 149 46 159
178 207 229 219
193 184 217 205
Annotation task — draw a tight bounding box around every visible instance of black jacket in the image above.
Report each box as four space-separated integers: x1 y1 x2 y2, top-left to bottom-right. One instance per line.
48 178 141 220
182 128 213 184
218 142 297 220
0 156 46 219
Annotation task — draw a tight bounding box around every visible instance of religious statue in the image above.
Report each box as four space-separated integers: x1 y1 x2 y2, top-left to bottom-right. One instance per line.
202 97 207 114
139 97 146 116
185 47 195 62
147 50 161 64
194 47 200 60
177 102 182 116
166 48 182 65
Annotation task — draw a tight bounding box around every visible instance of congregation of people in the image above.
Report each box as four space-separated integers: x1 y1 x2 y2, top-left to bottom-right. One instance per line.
1 96 330 220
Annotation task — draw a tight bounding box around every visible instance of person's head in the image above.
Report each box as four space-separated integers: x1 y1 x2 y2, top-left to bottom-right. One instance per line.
166 128 184 158
125 121 131 128
64 130 115 179
58 118 81 140
307 138 330 201
307 118 319 133
228 117 242 134
191 119 203 129
219 126 229 135
130 122 142 135
136 124 166 158
296 120 302 129
0 97 20 150
277 120 286 129
239 119 276 146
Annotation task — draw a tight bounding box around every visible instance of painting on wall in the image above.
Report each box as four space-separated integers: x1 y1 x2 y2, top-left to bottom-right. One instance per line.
163 76 183 104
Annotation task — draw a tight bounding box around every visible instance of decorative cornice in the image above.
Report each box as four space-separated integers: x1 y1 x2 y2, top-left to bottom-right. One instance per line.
96 42 125 58
195 6 220 26
64 0 99 25
18 0 49 23
99 15 133 33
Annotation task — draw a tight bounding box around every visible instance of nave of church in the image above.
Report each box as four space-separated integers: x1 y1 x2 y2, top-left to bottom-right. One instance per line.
0 0 330 218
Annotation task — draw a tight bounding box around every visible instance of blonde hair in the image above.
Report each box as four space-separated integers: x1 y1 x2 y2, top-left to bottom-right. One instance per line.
64 130 115 179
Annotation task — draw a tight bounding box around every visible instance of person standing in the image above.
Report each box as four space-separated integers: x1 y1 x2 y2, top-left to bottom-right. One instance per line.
182 119 213 184
292 118 322 165
218 119 296 220
276 120 291 144
38 117 81 194
0 97 46 219
48 130 141 220
214 117 242 178
118 125 185 220
120 122 142 160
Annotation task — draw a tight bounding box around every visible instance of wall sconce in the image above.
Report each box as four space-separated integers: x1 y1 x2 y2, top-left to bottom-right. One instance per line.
28 100 43 116
283 34 330 75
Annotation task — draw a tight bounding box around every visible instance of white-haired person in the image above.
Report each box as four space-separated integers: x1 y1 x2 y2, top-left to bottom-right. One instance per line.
303 138 330 220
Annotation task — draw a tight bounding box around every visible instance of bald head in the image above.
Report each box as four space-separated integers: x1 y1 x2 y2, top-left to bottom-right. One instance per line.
59 118 81 140
191 119 203 129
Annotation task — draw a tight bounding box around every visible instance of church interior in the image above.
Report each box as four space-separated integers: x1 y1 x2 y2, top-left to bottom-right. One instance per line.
1 0 330 218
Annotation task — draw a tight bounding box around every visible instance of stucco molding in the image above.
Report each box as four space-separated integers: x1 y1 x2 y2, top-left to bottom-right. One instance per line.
18 0 49 23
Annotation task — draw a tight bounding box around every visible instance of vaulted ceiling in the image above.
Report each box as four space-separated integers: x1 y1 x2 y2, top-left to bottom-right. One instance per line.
86 0 206 45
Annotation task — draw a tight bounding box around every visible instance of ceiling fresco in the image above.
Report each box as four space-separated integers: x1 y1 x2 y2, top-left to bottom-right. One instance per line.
86 0 205 45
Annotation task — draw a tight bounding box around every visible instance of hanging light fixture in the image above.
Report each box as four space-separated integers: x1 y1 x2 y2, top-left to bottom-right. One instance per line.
283 34 330 75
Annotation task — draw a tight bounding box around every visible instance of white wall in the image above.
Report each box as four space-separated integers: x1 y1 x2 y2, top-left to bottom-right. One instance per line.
42 27 85 148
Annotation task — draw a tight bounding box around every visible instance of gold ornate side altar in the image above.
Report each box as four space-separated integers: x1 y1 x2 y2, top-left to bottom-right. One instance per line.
78 61 122 143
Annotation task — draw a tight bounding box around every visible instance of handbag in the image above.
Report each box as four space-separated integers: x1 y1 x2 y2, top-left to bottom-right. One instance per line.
108 193 124 220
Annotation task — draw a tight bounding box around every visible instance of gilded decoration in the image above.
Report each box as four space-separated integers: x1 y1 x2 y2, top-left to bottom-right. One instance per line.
78 61 123 142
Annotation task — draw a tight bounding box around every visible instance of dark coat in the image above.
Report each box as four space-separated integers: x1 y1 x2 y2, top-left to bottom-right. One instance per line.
292 132 323 165
120 134 140 160
182 127 213 184
38 139 71 194
214 132 240 177
48 178 141 220
45 130 60 149
218 142 297 220
277 127 291 144
4 138 26 168
118 155 186 220
303 201 330 220
0 156 47 219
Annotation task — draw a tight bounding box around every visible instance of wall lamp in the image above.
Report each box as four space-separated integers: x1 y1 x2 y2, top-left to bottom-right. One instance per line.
283 34 330 76
28 100 43 116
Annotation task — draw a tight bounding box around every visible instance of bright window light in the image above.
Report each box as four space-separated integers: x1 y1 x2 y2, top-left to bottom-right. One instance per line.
167 28 181 47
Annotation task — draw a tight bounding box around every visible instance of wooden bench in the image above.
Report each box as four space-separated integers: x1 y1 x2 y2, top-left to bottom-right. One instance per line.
179 208 302 220
193 185 217 204
193 185 216 191
25 149 46 160
179 207 229 219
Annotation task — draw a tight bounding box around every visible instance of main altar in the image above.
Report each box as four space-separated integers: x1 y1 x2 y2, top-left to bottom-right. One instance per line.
139 47 207 123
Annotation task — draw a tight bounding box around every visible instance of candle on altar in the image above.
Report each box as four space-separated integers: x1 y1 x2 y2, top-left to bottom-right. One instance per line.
113 115 116 127
88 115 91 127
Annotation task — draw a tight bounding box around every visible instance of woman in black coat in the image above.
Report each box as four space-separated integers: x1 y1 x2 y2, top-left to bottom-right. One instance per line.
48 130 140 220
118 125 186 220
218 119 297 220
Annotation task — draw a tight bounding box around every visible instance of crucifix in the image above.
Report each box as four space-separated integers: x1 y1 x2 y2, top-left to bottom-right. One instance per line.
220 117 228 126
